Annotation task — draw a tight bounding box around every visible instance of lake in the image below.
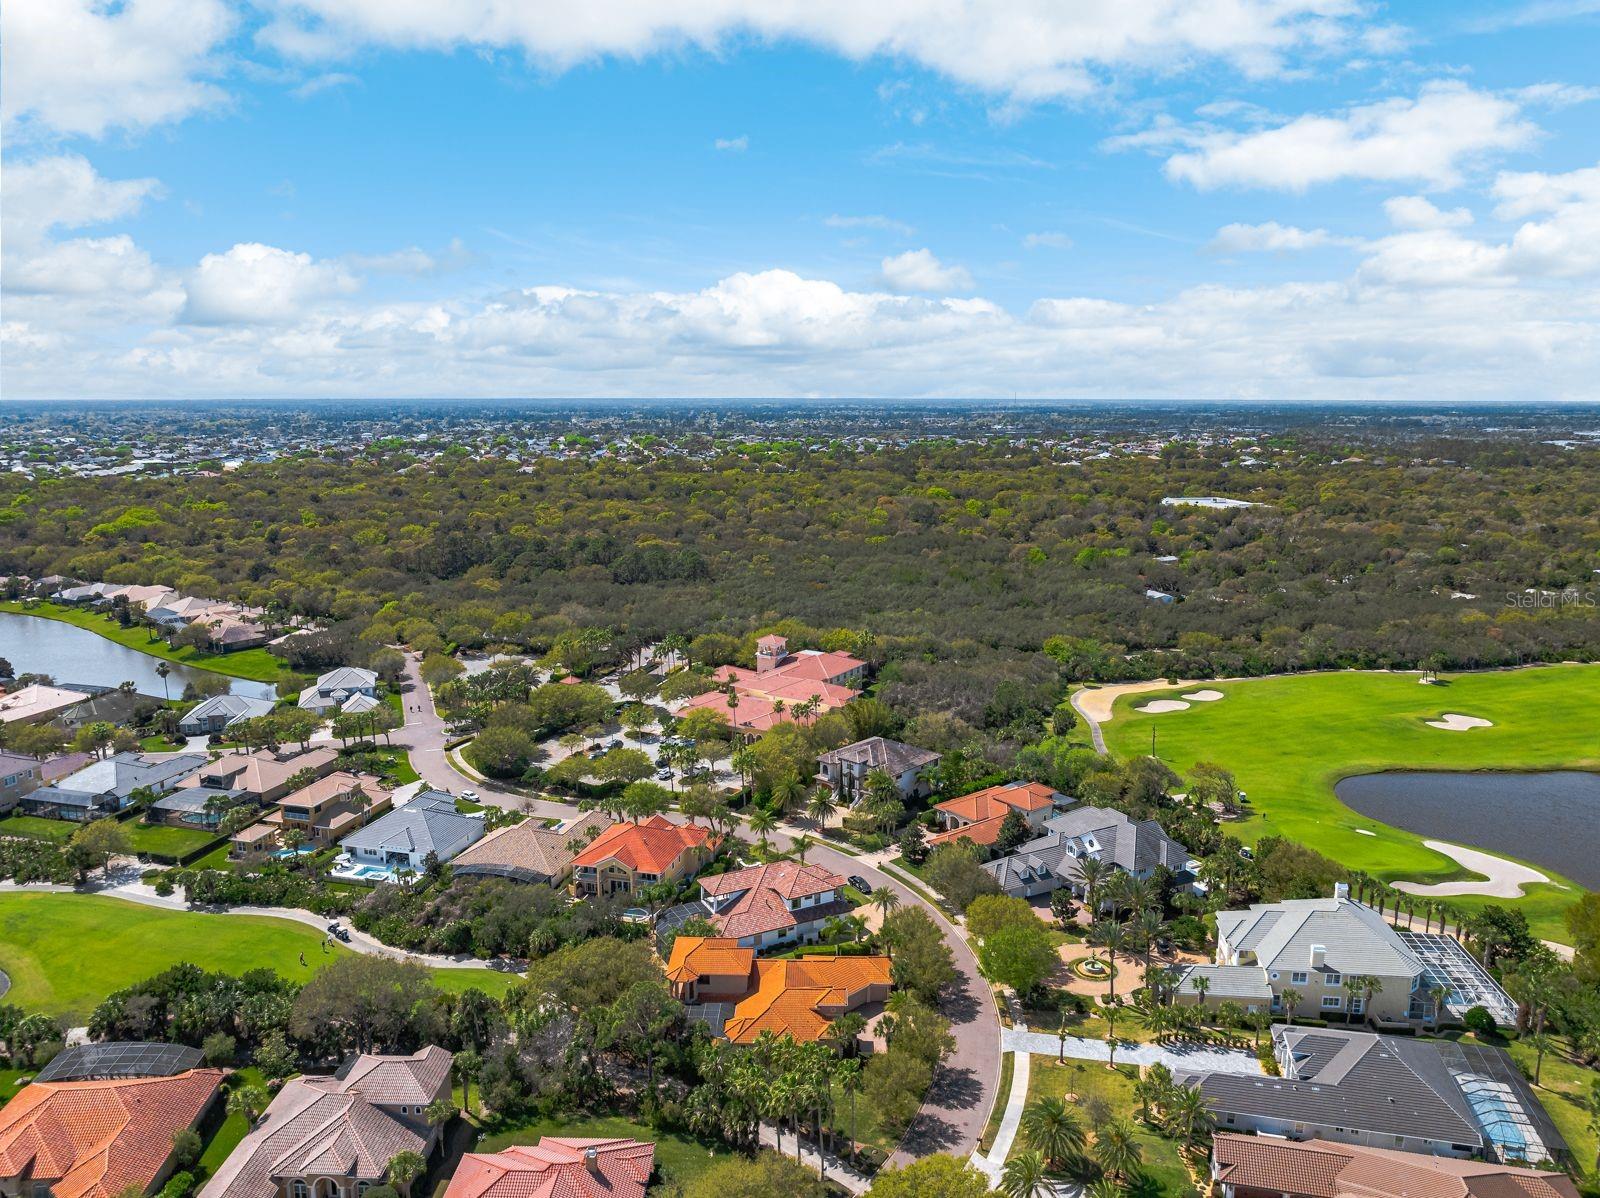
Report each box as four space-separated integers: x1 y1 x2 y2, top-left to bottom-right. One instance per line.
1335 770 1600 889
0 611 276 700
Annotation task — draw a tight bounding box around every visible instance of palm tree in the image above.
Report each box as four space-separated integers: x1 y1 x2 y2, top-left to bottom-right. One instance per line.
1135 908 1166 987
1104 999 1124 1067
1092 1118 1143 1183
771 769 807 817
870 887 901 922
226 1084 269 1125
1086 1179 1126 1198
806 786 839 828
1162 1085 1215 1148
793 832 813 864
1078 857 1110 915
1000 1150 1051 1198
1088 919 1127 1005
729 746 757 798
1020 1096 1086 1170
1133 1062 1173 1121
1279 987 1302 1025
155 661 171 701
836 1057 863 1161
386 1151 427 1198
748 807 777 851
1190 973 1210 1019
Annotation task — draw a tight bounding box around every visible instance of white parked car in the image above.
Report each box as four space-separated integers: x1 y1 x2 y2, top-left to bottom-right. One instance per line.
460 790 479 801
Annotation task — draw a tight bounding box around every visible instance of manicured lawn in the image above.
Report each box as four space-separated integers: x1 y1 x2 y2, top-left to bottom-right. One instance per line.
0 814 218 858
0 892 513 1021
1026 1058 1201 1198
0 1070 29 1108
472 1112 722 1187
0 600 296 684
125 823 220 858
198 1066 267 1178
0 814 75 843
1102 666 1600 941
979 1051 1015 1153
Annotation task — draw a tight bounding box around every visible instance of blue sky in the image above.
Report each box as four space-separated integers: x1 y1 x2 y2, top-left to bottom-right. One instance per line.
4 0 1599 400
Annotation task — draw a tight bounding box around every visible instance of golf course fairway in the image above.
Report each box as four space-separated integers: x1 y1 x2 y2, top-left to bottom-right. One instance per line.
1099 665 1600 942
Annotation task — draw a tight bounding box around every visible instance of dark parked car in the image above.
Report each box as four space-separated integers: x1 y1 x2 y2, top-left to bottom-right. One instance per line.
848 875 873 895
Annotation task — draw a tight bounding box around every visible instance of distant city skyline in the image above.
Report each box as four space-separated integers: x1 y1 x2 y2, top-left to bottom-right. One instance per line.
3 0 1599 401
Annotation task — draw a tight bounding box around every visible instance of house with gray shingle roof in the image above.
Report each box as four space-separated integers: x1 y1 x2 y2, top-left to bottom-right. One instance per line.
1179 1025 1567 1165
334 791 483 880
20 752 208 821
1207 885 1428 1023
179 693 276 736
981 804 1197 899
298 667 379 714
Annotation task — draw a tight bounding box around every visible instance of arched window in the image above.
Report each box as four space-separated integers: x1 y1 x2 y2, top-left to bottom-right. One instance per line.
290 1182 309 1198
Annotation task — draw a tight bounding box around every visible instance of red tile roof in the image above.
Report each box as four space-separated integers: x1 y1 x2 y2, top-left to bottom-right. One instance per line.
569 814 714 875
0 1069 223 1198
934 780 1058 823
699 861 848 939
663 936 753 983
444 1137 654 1198
722 955 892 1044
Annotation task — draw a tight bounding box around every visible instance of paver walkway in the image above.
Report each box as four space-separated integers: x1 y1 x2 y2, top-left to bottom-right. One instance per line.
756 1123 873 1195
1001 1027 1263 1074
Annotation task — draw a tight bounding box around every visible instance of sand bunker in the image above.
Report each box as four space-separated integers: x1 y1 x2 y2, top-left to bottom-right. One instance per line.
1136 699 1191 714
1426 713 1493 731
1395 841 1548 899
1354 828 1376 837
1182 689 1224 702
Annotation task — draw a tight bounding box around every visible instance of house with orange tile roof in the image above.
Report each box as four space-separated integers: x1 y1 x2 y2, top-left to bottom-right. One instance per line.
0 1067 224 1198
692 860 854 949
569 814 718 898
926 780 1068 856
677 635 865 736
1210 1134 1579 1198
664 936 892 1043
443 1137 654 1198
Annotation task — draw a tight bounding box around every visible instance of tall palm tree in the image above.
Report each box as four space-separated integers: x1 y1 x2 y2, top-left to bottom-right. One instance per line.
1078 857 1110 916
793 833 813 864
1133 1062 1173 1121
748 807 777 851
1092 1118 1143 1183
1000 1150 1051 1198
806 786 839 828
870 887 901 922
771 769 807 817
1162 1085 1215 1148
1020 1096 1086 1171
155 661 171 701
1088 919 1127 1005
1135 908 1167 988
835 1057 863 1161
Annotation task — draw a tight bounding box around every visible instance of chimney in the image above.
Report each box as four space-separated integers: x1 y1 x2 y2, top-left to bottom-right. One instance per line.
584 1147 600 1173
1334 881 1350 901
1310 944 1326 969
755 635 788 675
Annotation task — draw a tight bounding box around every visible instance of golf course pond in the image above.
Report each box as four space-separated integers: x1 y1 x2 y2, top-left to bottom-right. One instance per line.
1335 770 1600 890
0 611 276 700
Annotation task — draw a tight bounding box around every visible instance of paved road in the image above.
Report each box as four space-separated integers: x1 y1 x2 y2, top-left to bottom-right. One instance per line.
1069 688 1107 754
390 655 1004 1166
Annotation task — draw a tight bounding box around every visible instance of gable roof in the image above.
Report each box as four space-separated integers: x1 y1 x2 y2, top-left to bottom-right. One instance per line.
722 955 892 1043
337 791 483 863
198 1050 449 1198
0 683 92 723
663 936 754 983
314 667 378 692
451 814 613 882
569 814 714 875
1211 1134 1580 1198
983 805 1195 888
280 770 383 810
443 1137 655 1198
698 860 850 940
180 694 276 727
0 1069 223 1198
40 752 208 804
1217 897 1425 978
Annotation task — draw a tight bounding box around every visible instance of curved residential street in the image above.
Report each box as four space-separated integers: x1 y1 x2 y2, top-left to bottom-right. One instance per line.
390 655 1004 1165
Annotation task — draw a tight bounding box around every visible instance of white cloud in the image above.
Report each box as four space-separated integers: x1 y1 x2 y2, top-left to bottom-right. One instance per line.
345 239 471 275
1 0 235 138
1023 231 1074 250
880 248 974 293
2 155 163 245
826 214 915 236
255 0 1383 104
291 72 359 99
182 243 360 324
1208 222 1349 252
714 135 749 152
1150 82 1539 191
1383 195 1473 229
